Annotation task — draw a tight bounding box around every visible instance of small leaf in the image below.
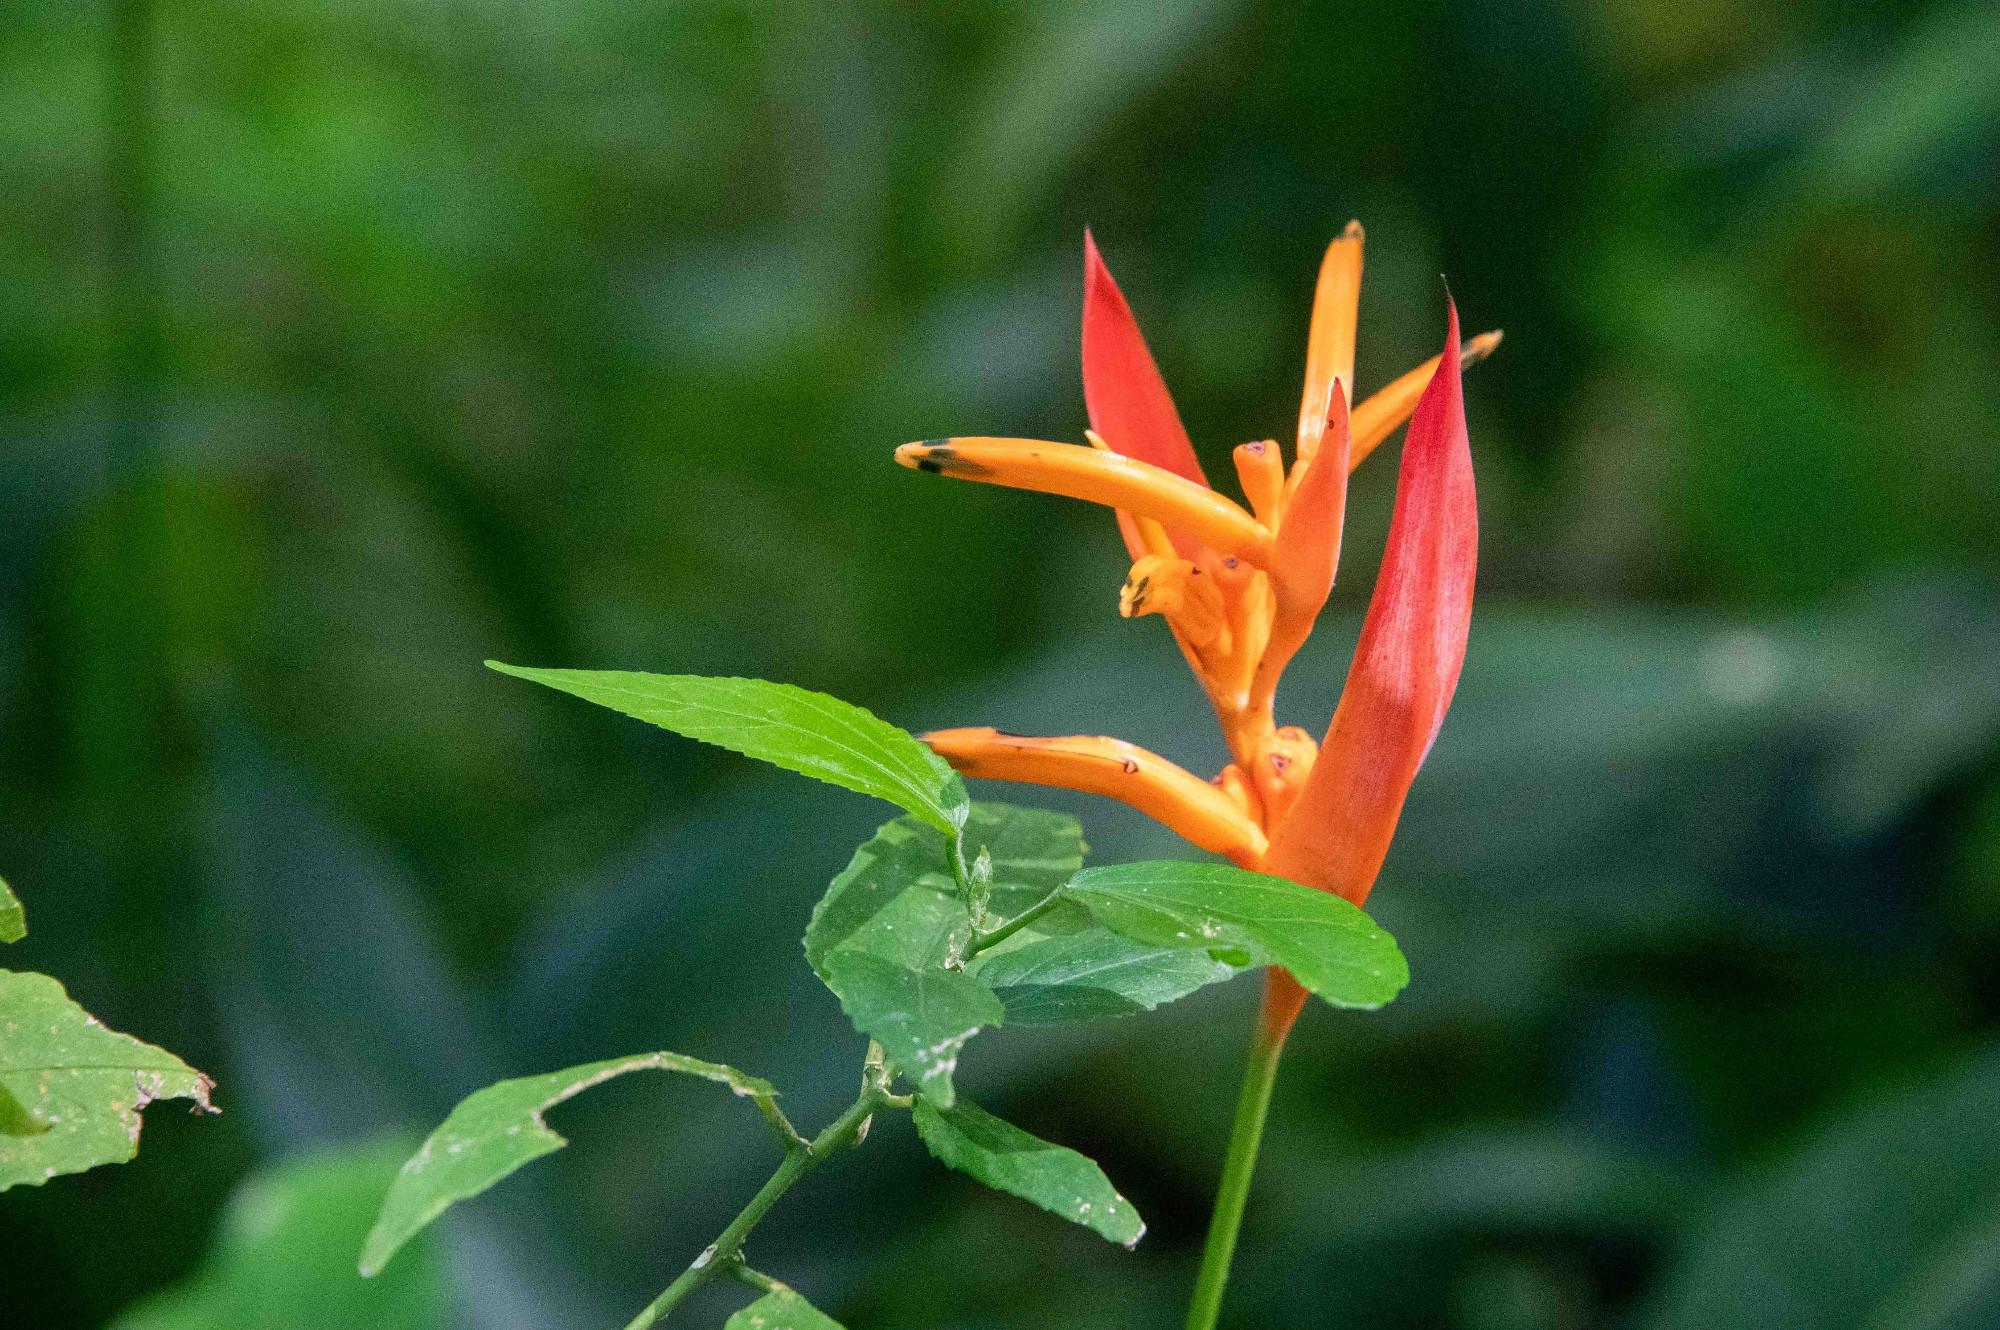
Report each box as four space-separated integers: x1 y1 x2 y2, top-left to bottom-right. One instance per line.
972 926 1238 1025
360 1052 780 1276
1065 861 1409 1010
724 1288 846 1330
0 877 22 944
913 1096 1145 1247
0 970 215 1189
487 666 968 834
820 951 1001 1109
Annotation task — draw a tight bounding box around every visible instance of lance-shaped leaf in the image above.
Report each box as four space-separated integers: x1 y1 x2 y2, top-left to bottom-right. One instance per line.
725 1288 846 1330
1064 861 1408 1010
971 925 1238 1025
0 970 215 1189
360 1052 785 1276
0 877 22 944
488 668 968 835
914 1096 1145 1247
1266 302 1477 905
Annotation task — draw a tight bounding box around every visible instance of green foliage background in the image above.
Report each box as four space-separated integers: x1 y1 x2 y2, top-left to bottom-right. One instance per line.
2 0 1998 1326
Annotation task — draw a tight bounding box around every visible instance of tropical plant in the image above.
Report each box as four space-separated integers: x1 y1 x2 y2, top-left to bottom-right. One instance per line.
359 224 1485 1329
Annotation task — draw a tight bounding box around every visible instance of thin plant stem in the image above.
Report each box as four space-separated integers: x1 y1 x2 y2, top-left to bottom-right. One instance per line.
1183 971 1309 1330
721 1260 787 1294
963 884 1066 958
622 1074 887 1329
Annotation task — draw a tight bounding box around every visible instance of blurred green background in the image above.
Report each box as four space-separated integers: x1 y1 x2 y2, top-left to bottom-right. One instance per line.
4 0 2000 1326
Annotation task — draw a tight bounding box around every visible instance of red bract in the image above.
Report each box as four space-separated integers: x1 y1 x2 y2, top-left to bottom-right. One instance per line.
1265 303 1476 906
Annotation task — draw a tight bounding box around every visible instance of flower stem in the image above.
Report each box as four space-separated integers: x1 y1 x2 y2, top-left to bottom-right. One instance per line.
622 1072 888 1329
1183 971 1308 1330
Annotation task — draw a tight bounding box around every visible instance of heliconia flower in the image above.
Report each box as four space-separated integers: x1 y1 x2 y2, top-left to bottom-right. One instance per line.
895 225 1493 917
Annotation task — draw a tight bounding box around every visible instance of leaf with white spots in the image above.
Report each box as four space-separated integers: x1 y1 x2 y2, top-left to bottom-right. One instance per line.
913 1096 1145 1247
0 969 215 1190
971 925 1240 1024
820 951 1001 1109
724 1287 846 1329
359 1052 784 1276
1065 861 1409 1010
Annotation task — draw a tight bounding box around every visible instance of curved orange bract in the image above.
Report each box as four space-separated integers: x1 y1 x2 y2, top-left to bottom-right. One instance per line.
922 728 1268 865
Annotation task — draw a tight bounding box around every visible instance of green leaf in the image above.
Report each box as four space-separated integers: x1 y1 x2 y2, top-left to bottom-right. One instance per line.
0 970 215 1189
0 877 21 943
360 1051 782 1276
913 1096 1146 1247
1065 861 1409 1010
959 802 1089 922
806 816 972 975
111 1137 450 1330
487 666 968 834
725 1287 846 1330
820 951 1000 1109
972 925 1239 1025
804 804 1087 975
803 805 1073 1101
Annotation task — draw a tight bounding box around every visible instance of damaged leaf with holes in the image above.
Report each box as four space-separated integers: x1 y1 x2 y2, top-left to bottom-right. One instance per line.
0 970 215 1189
362 1051 788 1275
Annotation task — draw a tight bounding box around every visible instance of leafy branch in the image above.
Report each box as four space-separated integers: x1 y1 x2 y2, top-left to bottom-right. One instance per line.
358 670 1410 1326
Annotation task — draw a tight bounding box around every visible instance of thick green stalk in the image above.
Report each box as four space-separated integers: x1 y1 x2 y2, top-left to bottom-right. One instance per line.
1183 979 1301 1330
622 1076 888 1329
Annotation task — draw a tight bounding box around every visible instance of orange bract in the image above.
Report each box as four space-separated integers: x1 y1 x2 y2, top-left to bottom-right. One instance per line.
898 225 1490 909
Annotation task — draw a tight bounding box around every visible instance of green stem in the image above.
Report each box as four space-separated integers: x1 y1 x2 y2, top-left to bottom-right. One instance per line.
622 1078 887 1329
964 885 1066 958
1183 1012 1289 1330
722 1260 787 1294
